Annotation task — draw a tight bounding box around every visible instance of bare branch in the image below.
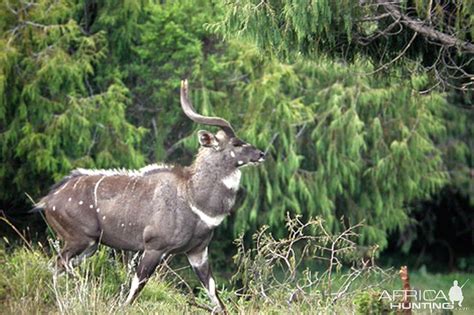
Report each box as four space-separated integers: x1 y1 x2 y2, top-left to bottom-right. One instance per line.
364 31 418 75
377 0 474 53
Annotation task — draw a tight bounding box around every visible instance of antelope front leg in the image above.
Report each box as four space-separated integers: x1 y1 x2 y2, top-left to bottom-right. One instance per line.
187 247 226 313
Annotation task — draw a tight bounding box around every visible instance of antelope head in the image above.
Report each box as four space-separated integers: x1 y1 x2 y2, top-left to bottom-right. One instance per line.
180 80 265 173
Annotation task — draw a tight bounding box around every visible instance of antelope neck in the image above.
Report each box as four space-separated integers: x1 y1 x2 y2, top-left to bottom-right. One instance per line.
187 163 240 221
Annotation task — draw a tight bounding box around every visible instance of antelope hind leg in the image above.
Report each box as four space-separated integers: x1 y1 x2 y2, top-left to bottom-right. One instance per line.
124 249 166 305
56 239 97 275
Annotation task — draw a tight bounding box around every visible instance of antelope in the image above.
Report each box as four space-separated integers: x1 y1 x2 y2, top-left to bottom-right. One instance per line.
35 80 265 312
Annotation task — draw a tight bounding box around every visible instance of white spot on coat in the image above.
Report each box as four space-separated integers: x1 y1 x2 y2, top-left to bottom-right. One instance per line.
52 206 56 211
79 200 83 205
238 160 244 165
96 208 100 213
89 205 93 209
68 197 72 202
102 216 106 220
189 204 227 228
121 223 125 227
222 170 241 191
230 151 235 158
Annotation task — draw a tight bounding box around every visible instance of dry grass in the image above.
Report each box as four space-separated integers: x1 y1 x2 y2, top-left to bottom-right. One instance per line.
0 215 402 314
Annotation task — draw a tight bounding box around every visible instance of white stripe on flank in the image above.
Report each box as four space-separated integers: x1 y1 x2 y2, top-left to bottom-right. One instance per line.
189 204 227 228
72 177 83 189
93 176 106 207
53 181 69 195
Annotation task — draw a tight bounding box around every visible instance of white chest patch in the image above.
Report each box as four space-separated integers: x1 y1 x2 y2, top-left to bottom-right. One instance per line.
189 204 227 228
222 170 241 191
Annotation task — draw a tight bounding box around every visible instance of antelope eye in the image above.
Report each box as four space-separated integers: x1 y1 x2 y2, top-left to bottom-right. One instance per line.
232 139 244 147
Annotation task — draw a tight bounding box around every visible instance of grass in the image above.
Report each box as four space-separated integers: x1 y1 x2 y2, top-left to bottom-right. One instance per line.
1 214 471 315
1 243 472 314
0 245 198 315
406 271 473 315
0 243 365 314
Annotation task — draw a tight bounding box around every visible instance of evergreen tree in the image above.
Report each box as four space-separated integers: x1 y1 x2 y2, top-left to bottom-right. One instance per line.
0 0 145 213
212 0 471 248
202 48 449 248
218 0 473 90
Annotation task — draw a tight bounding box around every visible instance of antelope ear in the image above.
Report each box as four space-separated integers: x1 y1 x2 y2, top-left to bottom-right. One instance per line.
198 130 218 147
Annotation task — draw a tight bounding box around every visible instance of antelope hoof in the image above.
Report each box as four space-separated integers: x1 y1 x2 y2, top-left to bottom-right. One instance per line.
211 305 228 315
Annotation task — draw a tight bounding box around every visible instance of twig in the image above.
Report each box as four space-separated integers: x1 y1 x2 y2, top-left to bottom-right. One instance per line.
264 132 279 155
365 31 418 75
0 213 34 251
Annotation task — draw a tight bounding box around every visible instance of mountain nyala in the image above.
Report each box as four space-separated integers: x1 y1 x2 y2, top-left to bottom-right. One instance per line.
36 80 265 312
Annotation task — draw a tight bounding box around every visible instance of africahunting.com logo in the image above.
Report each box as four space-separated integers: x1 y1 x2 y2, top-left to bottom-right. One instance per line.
380 279 469 311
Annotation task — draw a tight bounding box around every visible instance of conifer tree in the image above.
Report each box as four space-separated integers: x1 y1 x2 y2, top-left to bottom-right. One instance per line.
0 0 145 212
218 0 473 90
198 47 449 247
209 0 470 247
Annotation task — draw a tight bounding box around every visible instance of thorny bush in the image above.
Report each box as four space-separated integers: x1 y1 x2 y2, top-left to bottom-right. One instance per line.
229 214 394 311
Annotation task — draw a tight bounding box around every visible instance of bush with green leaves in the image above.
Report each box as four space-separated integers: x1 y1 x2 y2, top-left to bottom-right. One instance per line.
353 290 393 315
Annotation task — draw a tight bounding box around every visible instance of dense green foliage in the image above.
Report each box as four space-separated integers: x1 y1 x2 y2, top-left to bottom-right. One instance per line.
0 0 471 255
233 58 449 247
216 0 472 250
218 0 473 89
0 0 146 208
